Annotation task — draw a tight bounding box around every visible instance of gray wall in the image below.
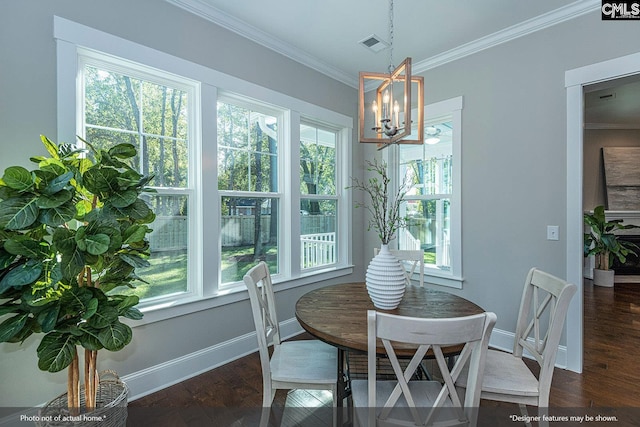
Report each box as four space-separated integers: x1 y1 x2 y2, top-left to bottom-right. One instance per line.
0 0 364 406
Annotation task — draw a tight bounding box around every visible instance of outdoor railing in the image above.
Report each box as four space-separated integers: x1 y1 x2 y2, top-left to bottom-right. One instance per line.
301 232 336 269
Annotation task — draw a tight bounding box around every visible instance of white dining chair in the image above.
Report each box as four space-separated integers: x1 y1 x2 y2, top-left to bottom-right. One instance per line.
455 268 577 425
243 261 338 410
351 310 496 427
374 248 425 287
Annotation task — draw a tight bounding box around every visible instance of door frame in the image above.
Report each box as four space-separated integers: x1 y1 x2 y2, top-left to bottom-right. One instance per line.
565 51 640 373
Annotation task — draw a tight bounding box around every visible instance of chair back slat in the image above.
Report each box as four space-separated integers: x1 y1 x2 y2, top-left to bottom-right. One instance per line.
513 268 578 394
367 310 496 426
243 262 281 379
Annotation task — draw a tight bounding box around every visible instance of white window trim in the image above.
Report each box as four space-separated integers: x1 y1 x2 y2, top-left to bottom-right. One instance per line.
54 16 354 326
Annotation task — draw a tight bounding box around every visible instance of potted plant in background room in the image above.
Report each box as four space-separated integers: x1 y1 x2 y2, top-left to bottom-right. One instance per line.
0 135 155 425
584 205 639 287
349 159 409 309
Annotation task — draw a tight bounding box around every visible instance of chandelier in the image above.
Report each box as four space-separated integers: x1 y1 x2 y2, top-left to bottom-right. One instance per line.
359 0 424 148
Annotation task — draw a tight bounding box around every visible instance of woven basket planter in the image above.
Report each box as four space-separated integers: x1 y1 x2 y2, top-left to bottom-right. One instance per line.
36 371 129 427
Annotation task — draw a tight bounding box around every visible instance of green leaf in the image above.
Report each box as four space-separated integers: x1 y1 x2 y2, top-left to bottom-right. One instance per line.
0 313 29 342
37 189 73 208
108 143 137 159
115 295 139 311
52 227 76 253
38 203 77 227
0 248 15 269
117 174 142 190
0 304 20 316
43 171 73 195
123 224 150 245
6 318 36 343
60 287 93 315
82 298 99 320
0 185 17 201
37 332 77 372
40 135 60 159
87 305 118 329
37 305 60 333
121 307 143 320
4 239 49 259
119 253 150 269
126 198 152 221
82 233 110 256
98 321 131 351
83 167 120 195
110 189 138 208
58 143 85 160
39 158 66 176
78 327 104 351
94 226 123 252
0 196 40 230
59 246 85 280
2 166 33 191
0 260 43 293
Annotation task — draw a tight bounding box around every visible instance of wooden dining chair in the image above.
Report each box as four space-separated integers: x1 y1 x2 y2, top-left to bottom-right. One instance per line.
455 268 577 424
243 261 338 409
374 248 425 286
351 310 496 427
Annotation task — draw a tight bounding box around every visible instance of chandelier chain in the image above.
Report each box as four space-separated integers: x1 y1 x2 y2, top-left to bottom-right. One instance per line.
388 0 394 73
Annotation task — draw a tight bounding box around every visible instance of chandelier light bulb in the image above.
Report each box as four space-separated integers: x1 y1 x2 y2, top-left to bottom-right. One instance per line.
393 100 400 127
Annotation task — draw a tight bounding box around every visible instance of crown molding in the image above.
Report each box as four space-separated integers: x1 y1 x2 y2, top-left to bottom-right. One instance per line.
165 0 357 87
166 0 600 89
413 0 601 74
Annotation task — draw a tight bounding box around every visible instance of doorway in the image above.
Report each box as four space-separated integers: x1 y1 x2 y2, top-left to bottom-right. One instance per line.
565 51 640 373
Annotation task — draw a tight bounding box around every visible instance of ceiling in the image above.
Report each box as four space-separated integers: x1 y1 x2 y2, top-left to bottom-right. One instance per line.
166 0 600 88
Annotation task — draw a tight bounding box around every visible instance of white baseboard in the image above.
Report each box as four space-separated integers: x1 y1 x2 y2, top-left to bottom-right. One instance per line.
489 327 568 369
123 317 304 401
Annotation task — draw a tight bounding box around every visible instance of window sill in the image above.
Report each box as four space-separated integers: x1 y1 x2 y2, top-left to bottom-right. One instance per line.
410 269 464 289
126 264 354 327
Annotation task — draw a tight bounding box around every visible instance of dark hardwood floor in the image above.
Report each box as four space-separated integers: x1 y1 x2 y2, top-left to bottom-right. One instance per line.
128 281 640 426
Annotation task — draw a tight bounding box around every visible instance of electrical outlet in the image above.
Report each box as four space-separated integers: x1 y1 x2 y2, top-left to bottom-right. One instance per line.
547 225 559 241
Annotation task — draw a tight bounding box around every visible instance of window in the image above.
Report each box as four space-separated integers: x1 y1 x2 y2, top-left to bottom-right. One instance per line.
55 17 353 322
217 100 281 285
396 97 463 288
300 123 338 270
79 53 199 304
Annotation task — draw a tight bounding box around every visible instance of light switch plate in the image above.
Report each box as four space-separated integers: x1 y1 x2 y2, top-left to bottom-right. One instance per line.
547 225 559 241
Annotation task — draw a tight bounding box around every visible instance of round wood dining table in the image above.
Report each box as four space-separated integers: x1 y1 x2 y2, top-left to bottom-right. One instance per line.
296 282 484 355
295 282 485 406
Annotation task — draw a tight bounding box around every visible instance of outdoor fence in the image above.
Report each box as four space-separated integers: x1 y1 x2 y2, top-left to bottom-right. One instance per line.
149 215 337 268
300 232 336 269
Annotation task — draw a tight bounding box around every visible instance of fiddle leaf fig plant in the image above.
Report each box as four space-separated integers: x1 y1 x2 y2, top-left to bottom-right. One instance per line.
0 135 155 412
584 205 639 270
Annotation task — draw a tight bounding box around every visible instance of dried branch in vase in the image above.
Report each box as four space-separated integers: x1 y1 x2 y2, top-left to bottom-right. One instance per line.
348 159 409 245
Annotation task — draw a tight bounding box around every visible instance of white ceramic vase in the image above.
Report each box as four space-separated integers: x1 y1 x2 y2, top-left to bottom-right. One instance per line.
365 244 406 309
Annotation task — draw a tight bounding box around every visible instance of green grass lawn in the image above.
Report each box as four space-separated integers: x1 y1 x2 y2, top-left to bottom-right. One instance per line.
113 250 188 300
115 245 277 301
117 245 436 301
